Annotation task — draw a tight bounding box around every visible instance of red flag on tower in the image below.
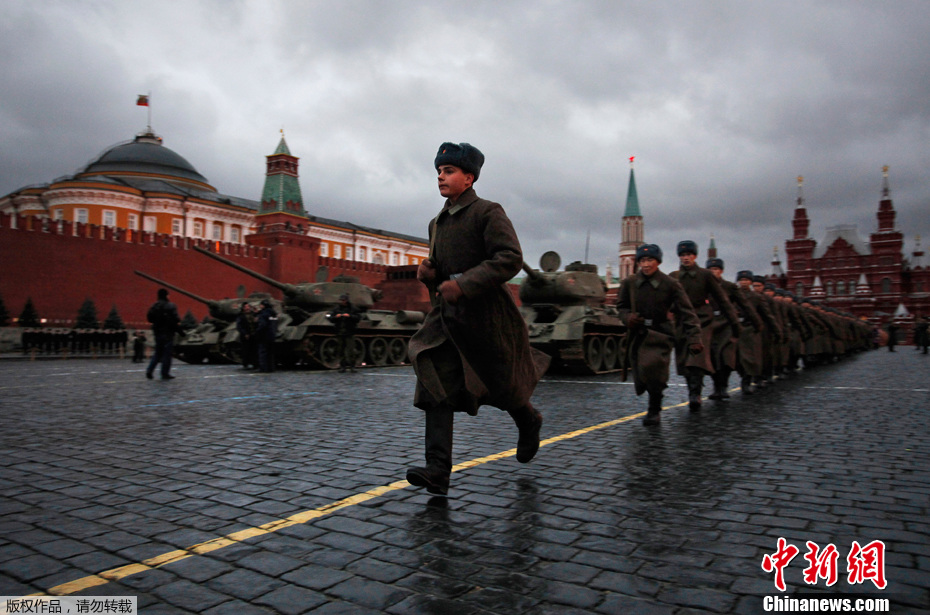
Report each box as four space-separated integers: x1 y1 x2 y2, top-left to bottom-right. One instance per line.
136 95 149 106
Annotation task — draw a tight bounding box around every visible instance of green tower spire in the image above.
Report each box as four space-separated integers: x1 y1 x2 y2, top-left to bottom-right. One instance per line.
623 164 641 217
260 132 305 215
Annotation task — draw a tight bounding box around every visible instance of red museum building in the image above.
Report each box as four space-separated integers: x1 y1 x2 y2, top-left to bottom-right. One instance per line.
773 167 929 336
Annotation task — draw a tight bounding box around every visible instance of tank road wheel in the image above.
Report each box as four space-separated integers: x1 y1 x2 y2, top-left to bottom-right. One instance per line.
584 336 604 373
388 338 408 364
368 337 389 366
602 336 618 372
318 337 341 369
351 338 365 367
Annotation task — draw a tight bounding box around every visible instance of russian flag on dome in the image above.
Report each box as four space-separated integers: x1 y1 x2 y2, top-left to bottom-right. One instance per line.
136 94 149 106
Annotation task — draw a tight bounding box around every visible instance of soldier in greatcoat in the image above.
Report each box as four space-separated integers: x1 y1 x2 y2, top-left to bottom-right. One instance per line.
763 283 790 377
735 271 774 393
616 244 702 425
706 258 760 400
751 275 783 388
407 142 550 496
670 241 740 411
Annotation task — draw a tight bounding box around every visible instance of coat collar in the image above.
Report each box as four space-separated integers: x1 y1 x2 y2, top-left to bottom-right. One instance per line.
442 187 479 217
636 270 662 289
678 265 698 278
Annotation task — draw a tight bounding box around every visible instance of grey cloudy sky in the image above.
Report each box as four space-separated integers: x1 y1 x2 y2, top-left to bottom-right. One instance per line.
3 0 929 278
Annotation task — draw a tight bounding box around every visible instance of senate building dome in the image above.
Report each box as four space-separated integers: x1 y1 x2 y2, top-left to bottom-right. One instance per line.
78 130 215 191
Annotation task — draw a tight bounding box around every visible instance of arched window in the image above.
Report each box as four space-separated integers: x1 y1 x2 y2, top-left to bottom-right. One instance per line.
881 277 892 294
826 281 834 296
836 281 846 295
795 282 804 296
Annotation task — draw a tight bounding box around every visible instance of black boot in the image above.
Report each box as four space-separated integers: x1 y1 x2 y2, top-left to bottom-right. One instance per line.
643 392 662 425
741 374 755 395
710 369 731 400
687 370 703 411
508 404 543 463
407 407 454 496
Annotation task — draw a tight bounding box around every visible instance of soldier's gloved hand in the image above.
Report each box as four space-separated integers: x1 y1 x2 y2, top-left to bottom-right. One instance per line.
439 280 464 304
417 259 436 283
689 342 704 355
627 313 645 329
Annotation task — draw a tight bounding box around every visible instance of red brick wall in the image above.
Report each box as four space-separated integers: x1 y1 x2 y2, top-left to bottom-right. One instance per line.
0 213 437 327
0 213 279 327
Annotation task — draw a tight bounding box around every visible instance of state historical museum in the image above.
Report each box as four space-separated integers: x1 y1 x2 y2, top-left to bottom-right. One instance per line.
776 168 929 325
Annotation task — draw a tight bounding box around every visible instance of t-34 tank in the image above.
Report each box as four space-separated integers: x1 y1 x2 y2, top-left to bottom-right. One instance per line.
134 270 276 364
519 251 626 374
192 246 424 369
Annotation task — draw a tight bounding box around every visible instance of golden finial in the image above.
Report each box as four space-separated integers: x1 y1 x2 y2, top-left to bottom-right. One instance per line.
797 175 803 186
882 165 889 176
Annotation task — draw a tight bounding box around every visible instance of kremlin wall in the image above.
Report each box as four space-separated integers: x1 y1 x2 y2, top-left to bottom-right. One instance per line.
0 212 431 328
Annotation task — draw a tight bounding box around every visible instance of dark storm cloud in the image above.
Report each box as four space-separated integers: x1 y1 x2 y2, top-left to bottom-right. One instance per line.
1 0 928 276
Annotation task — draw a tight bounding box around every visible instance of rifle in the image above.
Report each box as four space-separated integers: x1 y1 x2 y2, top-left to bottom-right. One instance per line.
619 279 640 382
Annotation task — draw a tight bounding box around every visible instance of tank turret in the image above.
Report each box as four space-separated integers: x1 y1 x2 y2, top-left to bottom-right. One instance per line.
520 253 606 307
519 251 625 374
192 245 377 310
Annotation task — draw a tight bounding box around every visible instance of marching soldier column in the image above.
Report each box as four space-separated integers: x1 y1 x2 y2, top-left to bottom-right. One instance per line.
617 242 879 425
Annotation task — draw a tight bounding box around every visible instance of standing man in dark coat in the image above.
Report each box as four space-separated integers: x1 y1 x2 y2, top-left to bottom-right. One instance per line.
236 302 258 370
914 316 929 354
327 294 361 372
145 288 180 380
670 241 740 411
407 142 550 496
616 244 703 425
255 299 279 372
886 321 899 352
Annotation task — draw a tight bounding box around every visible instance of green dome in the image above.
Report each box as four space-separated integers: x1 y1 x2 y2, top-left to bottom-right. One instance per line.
79 131 214 190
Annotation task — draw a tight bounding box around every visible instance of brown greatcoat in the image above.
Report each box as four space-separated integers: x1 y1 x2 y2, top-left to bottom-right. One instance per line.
616 269 702 396
670 265 740 375
409 188 549 415
713 279 758 371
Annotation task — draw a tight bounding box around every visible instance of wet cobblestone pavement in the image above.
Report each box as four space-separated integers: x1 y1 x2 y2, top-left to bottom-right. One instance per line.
1 349 928 613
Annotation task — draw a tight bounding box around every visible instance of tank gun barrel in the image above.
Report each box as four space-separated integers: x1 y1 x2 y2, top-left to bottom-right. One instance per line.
522 262 545 281
134 270 218 307
193 245 297 296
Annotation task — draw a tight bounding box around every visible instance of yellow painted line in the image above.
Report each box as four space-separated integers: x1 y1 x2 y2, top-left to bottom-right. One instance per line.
32 399 693 597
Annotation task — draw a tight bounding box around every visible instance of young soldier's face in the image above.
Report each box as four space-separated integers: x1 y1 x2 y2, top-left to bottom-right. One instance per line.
752 282 764 293
709 266 723 279
638 257 659 276
679 253 697 268
437 165 474 201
